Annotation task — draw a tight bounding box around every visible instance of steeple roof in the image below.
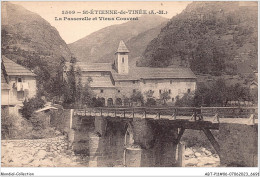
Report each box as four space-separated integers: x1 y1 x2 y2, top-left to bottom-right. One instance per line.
115 40 129 53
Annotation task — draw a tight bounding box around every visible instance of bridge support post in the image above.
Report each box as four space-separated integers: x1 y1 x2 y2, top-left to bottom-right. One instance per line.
125 147 142 167
202 128 220 155
176 128 185 144
176 143 185 167
94 116 107 136
126 119 179 167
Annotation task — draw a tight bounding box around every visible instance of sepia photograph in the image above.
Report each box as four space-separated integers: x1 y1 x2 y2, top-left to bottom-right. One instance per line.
0 0 258 175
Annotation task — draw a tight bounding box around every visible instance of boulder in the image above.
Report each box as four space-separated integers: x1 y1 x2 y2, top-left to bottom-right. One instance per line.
201 147 206 152
21 155 34 165
184 148 194 157
197 161 205 167
204 149 212 156
35 150 47 159
55 130 61 136
200 157 219 165
61 157 73 164
39 159 53 167
195 152 202 157
185 158 199 166
32 159 41 167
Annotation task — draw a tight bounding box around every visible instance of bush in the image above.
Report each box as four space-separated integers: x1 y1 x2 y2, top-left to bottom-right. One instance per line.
1 110 33 139
92 97 104 107
21 97 45 119
175 93 195 107
130 91 144 106
145 98 157 106
28 128 56 139
1 110 16 139
29 112 50 130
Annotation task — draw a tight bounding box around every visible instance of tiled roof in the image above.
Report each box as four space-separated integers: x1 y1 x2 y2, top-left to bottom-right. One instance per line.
2 56 36 76
112 66 197 81
65 62 111 72
88 77 115 88
65 61 196 81
116 40 129 53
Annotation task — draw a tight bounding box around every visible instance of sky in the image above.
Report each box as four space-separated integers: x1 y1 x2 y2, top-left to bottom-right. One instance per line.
12 1 191 44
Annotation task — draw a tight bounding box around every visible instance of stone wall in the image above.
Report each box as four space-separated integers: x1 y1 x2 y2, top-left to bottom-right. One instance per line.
1 136 68 153
72 116 126 167
0 135 89 167
218 123 258 167
72 116 180 167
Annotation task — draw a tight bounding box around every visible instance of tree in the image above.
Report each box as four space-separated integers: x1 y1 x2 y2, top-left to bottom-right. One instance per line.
21 97 45 119
144 90 154 99
64 62 77 104
175 92 195 107
48 57 66 102
145 98 157 106
130 91 144 106
193 79 253 107
63 57 95 107
160 90 171 105
30 112 50 130
122 95 130 107
144 90 156 106
82 83 95 106
75 67 83 105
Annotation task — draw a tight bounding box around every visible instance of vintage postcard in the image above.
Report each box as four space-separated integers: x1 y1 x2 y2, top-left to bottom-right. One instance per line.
1 1 258 176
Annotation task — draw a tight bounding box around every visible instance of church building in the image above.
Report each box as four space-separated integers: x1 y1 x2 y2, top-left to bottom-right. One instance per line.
64 41 197 106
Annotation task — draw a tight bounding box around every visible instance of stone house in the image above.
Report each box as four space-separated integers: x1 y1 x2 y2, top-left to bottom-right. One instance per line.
1 56 37 114
64 41 197 106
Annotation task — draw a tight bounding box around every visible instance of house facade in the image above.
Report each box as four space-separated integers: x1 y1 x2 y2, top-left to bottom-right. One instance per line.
1 56 37 114
64 41 197 106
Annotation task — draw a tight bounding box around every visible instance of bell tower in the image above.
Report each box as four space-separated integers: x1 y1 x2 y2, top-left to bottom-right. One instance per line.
115 40 129 74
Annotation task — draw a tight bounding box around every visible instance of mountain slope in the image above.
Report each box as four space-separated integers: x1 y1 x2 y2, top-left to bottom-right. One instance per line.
68 15 168 63
1 2 74 98
142 1 257 76
1 2 72 75
98 21 168 64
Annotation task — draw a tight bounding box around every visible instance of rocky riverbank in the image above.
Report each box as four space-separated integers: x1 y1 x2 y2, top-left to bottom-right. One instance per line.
2 135 220 167
184 147 220 167
1 147 83 167
1 136 87 167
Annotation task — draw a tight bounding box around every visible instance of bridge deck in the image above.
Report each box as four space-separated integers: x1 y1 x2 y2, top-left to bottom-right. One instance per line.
72 107 258 156
75 112 258 125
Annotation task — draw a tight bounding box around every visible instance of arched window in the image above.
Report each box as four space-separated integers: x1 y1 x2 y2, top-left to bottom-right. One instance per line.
116 98 122 106
107 98 113 107
99 97 105 107
122 57 124 63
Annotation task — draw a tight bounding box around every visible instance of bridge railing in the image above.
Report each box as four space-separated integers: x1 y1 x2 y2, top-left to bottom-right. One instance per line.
73 106 258 119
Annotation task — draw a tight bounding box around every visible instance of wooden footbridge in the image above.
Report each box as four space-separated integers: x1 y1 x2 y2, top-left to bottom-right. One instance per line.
72 106 257 156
